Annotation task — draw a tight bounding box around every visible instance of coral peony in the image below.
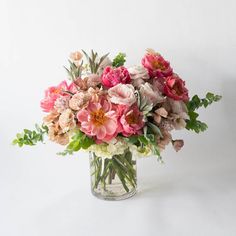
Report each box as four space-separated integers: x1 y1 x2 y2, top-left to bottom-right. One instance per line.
119 105 144 137
163 75 189 102
108 84 136 106
101 66 131 88
141 52 172 78
40 81 69 112
77 98 118 141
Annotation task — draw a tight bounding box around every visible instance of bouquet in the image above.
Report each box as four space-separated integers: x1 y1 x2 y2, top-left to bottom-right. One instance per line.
13 49 221 200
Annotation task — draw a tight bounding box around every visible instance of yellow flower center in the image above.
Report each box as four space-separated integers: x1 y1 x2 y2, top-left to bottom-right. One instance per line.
126 112 139 125
90 109 107 126
53 88 62 94
152 61 166 71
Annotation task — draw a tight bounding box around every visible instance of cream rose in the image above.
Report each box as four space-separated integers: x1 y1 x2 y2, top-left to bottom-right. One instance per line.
108 84 136 106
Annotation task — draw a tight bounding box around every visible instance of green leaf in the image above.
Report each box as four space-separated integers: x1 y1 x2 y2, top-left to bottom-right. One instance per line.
12 124 48 147
186 92 221 133
138 136 149 145
58 131 94 156
112 53 126 67
147 122 163 138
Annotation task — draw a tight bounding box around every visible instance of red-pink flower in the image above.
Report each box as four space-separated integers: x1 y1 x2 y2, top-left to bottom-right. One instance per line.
163 75 189 102
40 81 69 112
77 97 118 142
101 66 131 88
119 105 144 137
141 53 172 78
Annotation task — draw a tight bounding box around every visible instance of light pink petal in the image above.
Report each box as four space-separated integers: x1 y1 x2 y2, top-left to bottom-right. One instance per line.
87 102 101 112
77 110 89 122
104 119 117 135
96 126 106 140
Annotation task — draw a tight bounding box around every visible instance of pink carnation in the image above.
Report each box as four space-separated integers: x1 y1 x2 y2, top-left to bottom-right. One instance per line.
119 105 144 137
101 66 131 88
141 53 172 78
40 81 69 112
77 97 118 142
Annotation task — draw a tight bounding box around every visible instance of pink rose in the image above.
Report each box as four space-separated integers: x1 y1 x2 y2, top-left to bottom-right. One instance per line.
101 66 131 88
108 84 136 106
40 81 69 112
163 75 189 102
119 105 144 137
141 53 172 78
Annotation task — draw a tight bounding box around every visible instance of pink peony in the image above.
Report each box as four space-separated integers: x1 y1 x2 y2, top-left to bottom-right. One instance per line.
101 66 131 88
108 84 136 106
40 81 69 112
141 53 172 78
119 105 144 137
163 75 189 102
77 97 118 142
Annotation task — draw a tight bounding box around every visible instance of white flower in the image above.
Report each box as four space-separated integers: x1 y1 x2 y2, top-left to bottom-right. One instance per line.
128 66 149 80
139 82 164 106
108 84 136 106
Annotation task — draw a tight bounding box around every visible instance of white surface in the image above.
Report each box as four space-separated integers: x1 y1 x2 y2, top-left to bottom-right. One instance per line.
1 0 236 235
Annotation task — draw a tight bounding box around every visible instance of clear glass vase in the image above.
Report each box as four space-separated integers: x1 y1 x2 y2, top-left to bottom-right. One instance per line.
89 149 137 200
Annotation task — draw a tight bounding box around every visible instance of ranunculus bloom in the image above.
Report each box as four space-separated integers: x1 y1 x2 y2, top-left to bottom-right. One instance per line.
141 53 173 78
108 84 136 106
119 105 144 137
40 81 69 112
101 66 131 88
77 98 118 142
163 75 189 102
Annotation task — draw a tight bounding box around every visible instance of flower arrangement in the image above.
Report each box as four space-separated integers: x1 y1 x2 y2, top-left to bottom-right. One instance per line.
13 49 221 200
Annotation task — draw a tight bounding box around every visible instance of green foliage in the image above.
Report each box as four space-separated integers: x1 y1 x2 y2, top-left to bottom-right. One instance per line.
187 93 222 111
186 110 208 133
124 126 162 161
82 50 109 74
136 91 153 117
112 53 126 67
58 130 95 156
186 92 222 133
12 124 48 147
64 60 83 81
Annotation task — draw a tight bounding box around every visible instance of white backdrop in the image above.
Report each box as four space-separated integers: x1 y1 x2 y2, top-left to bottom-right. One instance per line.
1 0 236 235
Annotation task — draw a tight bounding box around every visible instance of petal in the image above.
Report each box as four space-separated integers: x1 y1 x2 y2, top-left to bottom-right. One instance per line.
96 126 106 140
77 110 89 122
105 119 117 135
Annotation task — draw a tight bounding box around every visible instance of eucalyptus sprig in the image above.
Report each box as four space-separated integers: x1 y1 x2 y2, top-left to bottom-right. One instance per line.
112 53 126 67
186 92 222 133
12 124 48 147
82 50 109 74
